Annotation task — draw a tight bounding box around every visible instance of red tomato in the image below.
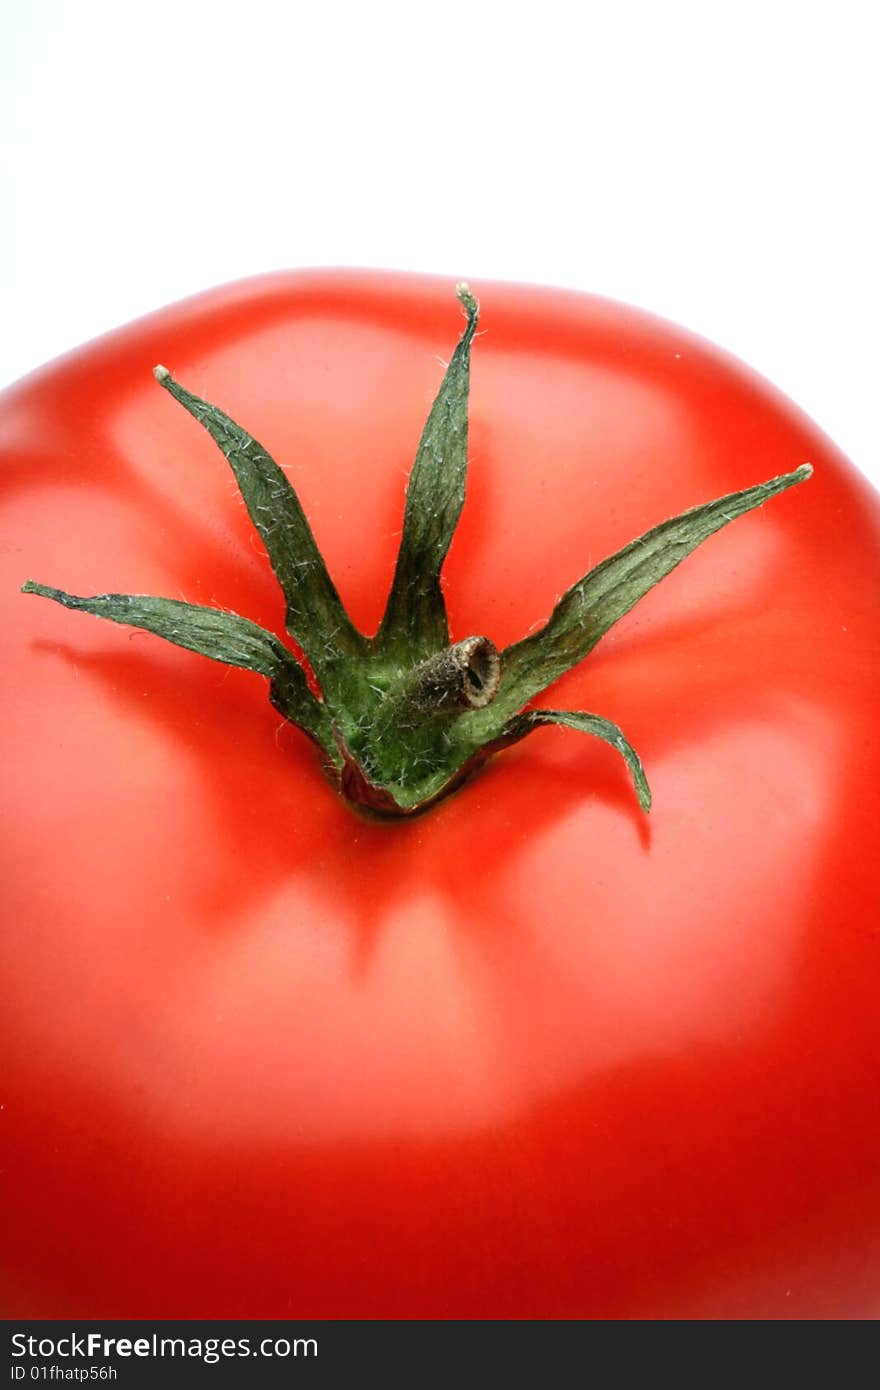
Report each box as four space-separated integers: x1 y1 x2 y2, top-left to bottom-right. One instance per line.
2 271 879 1320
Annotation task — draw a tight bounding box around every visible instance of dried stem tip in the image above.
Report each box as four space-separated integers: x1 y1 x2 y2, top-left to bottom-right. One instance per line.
406 636 501 712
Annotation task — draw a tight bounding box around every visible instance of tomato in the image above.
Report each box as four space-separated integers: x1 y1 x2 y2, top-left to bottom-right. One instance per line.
2 270 879 1320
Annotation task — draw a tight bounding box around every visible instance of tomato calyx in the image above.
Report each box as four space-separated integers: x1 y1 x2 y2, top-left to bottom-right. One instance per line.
22 285 812 818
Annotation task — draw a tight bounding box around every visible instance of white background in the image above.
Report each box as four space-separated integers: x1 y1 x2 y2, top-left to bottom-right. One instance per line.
2 0 877 486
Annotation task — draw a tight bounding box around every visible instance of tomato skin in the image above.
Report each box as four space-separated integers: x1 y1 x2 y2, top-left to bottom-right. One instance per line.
2 269 879 1320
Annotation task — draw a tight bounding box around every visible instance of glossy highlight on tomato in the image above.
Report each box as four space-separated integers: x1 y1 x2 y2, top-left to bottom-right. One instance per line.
2 270 879 1319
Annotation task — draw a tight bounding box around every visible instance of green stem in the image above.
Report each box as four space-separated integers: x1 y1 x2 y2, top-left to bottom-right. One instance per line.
22 287 814 819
